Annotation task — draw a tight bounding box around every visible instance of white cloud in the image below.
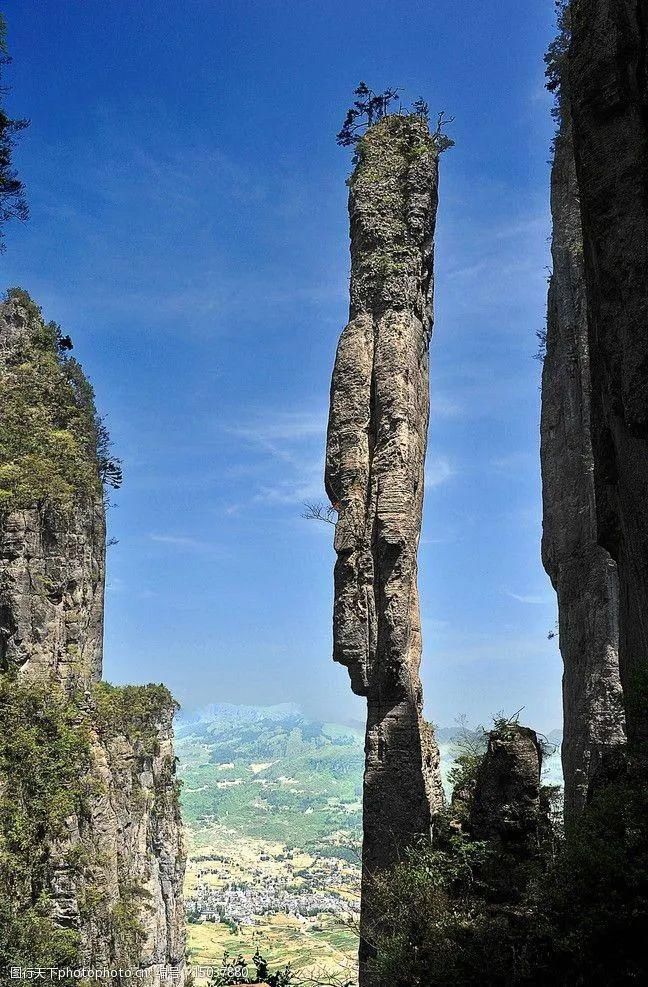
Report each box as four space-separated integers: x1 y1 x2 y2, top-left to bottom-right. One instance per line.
431 391 463 418
228 410 326 448
425 456 455 489
490 451 538 477
224 408 326 510
149 533 208 550
506 591 548 605
254 457 324 506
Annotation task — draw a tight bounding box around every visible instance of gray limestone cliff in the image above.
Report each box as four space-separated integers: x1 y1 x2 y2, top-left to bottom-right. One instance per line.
0 294 105 685
540 84 626 820
0 503 105 684
0 290 185 979
568 0 648 761
325 114 445 985
52 686 187 976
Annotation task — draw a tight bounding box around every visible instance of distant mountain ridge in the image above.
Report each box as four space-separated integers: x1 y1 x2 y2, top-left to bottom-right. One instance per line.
177 701 303 730
176 703 563 848
178 702 562 747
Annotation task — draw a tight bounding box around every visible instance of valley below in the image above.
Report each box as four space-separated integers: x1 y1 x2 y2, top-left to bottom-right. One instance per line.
176 704 562 983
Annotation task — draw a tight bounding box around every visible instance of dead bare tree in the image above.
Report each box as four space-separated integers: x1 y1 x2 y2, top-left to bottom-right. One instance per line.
302 501 338 525
293 964 358 987
431 110 456 152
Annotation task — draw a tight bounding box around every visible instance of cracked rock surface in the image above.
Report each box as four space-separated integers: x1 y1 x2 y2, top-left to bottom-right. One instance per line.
325 115 444 985
569 0 648 759
541 95 625 822
0 295 186 980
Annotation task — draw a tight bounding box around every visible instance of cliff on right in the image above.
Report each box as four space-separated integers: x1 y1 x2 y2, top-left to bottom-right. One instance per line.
540 1 627 823
565 0 648 770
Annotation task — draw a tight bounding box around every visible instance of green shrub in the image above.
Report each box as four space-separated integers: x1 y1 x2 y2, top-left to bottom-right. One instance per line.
0 676 91 972
0 287 121 509
92 681 177 757
370 769 648 985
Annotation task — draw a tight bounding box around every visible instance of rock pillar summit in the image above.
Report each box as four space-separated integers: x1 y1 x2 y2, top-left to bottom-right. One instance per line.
325 113 445 984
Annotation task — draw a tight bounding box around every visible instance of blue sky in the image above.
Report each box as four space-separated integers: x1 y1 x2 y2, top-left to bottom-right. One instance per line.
1 0 562 731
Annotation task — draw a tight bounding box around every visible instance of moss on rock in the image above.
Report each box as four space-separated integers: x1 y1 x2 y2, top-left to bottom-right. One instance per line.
0 676 91 972
0 288 117 510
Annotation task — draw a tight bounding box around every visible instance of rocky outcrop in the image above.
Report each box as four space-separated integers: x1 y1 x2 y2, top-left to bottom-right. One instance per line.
0 296 105 686
51 688 186 977
0 291 186 978
0 504 105 685
568 0 648 759
325 114 445 984
470 723 543 856
540 90 626 820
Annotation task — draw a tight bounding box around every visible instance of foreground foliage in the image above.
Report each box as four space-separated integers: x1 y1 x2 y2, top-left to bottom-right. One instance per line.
0 677 90 971
370 765 648 986
0 676 180 977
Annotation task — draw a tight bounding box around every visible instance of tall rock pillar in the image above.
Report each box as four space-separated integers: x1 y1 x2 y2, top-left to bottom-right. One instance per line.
325 114 445 985
541 85 626 820
568 0 648 760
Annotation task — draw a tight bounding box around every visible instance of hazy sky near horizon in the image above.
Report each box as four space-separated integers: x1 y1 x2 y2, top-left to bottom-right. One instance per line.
2 0 562 731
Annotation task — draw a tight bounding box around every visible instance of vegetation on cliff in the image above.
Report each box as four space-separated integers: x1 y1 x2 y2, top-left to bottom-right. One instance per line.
544 1 570 121
93 681 178 757
371 724 648 985
337 82 453 154
0 288 121 510
0 677 183 974
1 279 184 971
0 677 90 971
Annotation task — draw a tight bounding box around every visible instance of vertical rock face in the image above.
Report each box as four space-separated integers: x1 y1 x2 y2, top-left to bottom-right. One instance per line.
52 690 187 977
469 723 543 856
325 114 444 983
541 97 626 820
0 298 105 685
0 504 105 684
568 0 648 756
0 292 186 979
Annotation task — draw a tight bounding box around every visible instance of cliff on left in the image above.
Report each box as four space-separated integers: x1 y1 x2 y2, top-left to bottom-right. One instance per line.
0 290 186 981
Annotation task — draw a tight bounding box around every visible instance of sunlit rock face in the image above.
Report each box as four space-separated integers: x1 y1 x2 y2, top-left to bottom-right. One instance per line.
541 95 626 822
325 114 444 985
568 0 648 762
52 694 187 980
0 296 105 686
0 293 186 981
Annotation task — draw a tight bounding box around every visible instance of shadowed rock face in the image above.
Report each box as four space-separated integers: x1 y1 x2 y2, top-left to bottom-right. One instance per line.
325 114 444 984
568 0 648 758
541 96 626 821
470 724 544 854
0 294 186 981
